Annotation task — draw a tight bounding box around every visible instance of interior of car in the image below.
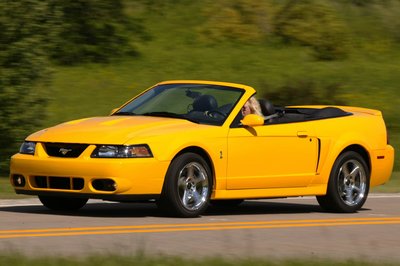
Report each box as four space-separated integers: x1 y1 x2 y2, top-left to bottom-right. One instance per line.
258 99 352 125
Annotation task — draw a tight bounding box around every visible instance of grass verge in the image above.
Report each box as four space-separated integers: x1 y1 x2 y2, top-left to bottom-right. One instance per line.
0 254 398 266
0 177 31 199
371 172 400 193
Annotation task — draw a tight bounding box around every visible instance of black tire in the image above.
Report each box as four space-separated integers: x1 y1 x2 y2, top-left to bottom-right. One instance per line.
317 151 370 213
158 153 212 218
38 196 88 211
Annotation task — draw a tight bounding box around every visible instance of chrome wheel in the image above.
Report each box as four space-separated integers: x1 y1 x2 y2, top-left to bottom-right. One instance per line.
316 151 370 213
337 159 367 206
177 162 209 211
159 152 212 217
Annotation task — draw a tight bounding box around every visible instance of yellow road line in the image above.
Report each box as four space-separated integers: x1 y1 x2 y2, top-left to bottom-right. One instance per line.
1 217 400 239
2 217 400 235
1 216 400 234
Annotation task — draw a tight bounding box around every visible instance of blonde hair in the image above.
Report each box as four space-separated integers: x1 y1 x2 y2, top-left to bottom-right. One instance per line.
247 96 263 116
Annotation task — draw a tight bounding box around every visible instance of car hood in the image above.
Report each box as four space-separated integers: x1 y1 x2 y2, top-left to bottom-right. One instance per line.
27 116 201 144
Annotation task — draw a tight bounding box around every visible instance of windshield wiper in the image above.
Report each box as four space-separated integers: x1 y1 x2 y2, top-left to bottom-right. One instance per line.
141 112 199 123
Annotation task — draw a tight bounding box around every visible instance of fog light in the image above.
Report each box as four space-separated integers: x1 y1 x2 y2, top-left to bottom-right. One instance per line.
92 179 117 192
12 175 26 187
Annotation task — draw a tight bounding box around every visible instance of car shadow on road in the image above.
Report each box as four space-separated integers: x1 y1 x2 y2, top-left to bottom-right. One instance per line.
0 199 369 218
206 200 322 216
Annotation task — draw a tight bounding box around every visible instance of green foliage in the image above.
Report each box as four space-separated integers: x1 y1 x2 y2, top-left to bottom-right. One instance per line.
199 0 349 60
372 0 400 42
0 254 397 266
49 0 143 64
0 0 56 174
199 0 275 42
348 0 377 6
274 0 349 60
261 80 347 107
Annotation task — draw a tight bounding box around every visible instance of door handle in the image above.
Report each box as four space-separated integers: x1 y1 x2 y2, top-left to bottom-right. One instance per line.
297 131 308 138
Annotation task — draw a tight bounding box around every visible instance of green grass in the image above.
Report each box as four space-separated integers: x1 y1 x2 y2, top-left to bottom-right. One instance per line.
0 177 31 199
371 172 400 193
0 177 12 197
0 254 398 266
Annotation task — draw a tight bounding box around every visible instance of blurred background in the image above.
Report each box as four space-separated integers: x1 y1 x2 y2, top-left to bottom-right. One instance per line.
1 0 399 177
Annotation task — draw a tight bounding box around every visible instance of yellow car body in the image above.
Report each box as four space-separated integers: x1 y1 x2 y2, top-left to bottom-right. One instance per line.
10 80 394 217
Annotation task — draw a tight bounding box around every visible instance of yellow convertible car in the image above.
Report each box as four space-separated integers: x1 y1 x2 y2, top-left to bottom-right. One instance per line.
10 80 394 217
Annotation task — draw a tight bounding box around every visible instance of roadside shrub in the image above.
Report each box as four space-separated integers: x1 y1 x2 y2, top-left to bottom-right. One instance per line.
373 0 400 42
274 0 349 60
199 0 275 42
49 0 144 65
261 80 347 106
0 0 54 174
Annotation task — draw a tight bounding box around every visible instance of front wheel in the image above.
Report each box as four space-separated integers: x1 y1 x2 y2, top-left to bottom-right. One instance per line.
158 153 212 217
317 151 370 213
38 196 88 211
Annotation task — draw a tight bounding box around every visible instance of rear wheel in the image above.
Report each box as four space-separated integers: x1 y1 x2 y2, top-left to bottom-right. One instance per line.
158 153 212 217
317 151 369 212
38 196 88 211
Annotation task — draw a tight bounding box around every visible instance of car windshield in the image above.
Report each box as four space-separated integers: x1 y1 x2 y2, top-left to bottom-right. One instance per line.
113 83 244 125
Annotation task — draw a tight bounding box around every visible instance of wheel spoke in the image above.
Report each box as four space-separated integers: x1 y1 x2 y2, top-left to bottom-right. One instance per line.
341 164 351 178
193 171 206 186
192 190 202 205
352 185 361 193
349 165 360 179
187 164 195 179
178 177 187 189
182 190 191 207
345 186 354 203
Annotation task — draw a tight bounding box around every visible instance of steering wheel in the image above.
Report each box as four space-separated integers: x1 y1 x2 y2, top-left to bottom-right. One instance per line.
205 110 227 119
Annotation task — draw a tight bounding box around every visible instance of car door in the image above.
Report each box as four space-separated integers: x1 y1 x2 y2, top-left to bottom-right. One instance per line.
227 122 319 189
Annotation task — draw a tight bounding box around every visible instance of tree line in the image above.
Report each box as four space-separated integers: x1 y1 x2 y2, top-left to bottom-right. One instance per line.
0 0 138 173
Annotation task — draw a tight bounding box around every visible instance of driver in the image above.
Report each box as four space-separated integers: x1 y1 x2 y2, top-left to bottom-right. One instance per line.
241 96 263 116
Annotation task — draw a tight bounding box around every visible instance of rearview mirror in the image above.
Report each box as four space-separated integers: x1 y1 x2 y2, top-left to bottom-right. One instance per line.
241 114 264 127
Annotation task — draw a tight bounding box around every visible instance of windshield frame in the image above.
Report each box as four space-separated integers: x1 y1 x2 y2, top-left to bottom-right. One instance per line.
113 83 246 126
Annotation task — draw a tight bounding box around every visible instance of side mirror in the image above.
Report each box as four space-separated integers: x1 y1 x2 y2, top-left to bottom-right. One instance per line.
241 114 264 127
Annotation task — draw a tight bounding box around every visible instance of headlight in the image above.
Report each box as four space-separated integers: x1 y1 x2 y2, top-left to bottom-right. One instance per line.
19 141 36 155
91 145 153 158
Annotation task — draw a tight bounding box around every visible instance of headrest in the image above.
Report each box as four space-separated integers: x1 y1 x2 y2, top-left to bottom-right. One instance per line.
193 95 218 112
259 99 275 116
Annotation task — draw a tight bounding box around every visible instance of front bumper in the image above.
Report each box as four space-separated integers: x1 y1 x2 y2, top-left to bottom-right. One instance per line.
9 144 169 199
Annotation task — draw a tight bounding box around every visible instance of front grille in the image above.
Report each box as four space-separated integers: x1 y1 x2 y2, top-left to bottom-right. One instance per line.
43 143 89 158
32 176 84 190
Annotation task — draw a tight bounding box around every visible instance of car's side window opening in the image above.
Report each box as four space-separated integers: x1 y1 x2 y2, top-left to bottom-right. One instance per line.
265 106 352 125
230 99 352 128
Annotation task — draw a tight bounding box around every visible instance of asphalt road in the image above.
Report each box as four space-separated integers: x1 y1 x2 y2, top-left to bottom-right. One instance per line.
1 194 400 262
